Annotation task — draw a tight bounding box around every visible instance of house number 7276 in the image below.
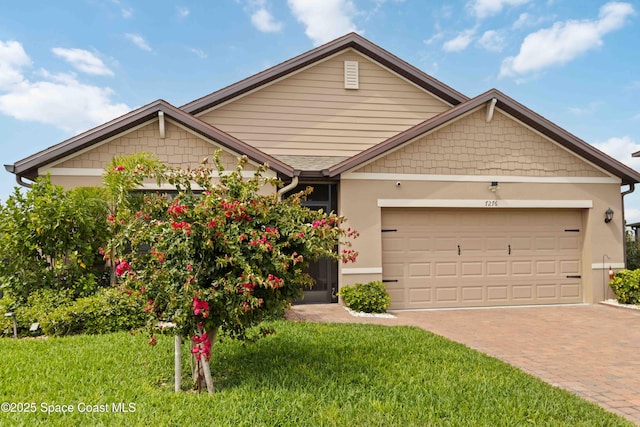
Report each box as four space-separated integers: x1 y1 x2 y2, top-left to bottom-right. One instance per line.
484 200 498 207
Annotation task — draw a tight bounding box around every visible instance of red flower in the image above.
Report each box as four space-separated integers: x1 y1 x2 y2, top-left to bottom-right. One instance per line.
187 264 193 271
193 297 209 318
171 221 192 236
115 260 131 276
191 333 212 361
113 165 125 172
168 200 188 217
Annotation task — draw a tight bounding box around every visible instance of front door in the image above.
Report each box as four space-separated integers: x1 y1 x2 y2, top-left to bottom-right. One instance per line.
286 183 338 304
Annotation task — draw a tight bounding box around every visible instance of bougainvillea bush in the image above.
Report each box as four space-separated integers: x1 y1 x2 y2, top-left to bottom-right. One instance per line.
105 152 358 392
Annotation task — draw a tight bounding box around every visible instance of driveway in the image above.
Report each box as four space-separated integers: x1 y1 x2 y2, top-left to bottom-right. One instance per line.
287 303 640 425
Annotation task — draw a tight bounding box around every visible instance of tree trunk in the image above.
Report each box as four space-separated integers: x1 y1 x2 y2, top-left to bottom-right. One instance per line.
203 327 218 395
191 326 218 394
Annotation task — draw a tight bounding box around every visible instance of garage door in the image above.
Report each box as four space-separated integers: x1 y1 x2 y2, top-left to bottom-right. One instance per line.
381 208 583 309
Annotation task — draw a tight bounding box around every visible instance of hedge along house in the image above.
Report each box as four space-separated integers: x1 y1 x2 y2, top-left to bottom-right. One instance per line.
6 33 640 309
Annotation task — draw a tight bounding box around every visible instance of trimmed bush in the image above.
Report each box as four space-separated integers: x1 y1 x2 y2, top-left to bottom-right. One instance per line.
609 269 640 304
338 281 391 313
40 287 147 336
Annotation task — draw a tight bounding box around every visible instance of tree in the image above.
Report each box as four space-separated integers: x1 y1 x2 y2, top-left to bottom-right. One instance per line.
105 153 358 392
0 176 110 304
625 230 640 270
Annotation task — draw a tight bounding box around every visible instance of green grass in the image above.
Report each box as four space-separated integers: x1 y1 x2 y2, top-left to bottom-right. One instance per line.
0 321 631 426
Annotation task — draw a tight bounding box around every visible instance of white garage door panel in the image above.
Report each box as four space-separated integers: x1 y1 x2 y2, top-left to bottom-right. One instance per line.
382 208 583 309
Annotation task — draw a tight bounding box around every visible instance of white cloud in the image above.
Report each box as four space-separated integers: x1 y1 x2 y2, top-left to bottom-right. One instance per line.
443 28 476 52
0 41 31 89
469 0 531 19
52 48 114 76
111 0 133 18
124 33 152 51
287 0 360 46
121 7 133 19
477 30 505 52
424 32 444 45
251 8 283 32
593 136 640 171
567 101 601 115
177 7 190 18
189 48 208 59
500 2 635 78
0 40 130 134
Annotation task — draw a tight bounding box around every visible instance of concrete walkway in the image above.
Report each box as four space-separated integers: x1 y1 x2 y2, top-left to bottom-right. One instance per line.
286 303 640 425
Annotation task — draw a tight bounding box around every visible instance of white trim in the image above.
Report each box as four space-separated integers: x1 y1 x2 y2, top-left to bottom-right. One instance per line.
377 199 593 209
343 172 620 184
592 263 625 269
139 183 204 191
158 111 165 139
41 168 104 176
341 267 383 275
41 167 268 180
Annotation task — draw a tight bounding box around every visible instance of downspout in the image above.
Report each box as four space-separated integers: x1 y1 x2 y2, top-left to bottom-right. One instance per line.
4 165 33 188
277 174 299 201
621 183 635 269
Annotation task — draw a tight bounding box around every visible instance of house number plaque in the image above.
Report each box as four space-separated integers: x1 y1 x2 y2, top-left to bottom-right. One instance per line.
484 200 498 207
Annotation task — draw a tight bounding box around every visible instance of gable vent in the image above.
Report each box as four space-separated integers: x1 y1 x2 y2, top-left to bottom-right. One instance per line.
344 61 359 89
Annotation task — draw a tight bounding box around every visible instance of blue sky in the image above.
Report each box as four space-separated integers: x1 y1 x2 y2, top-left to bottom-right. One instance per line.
1 0 639 219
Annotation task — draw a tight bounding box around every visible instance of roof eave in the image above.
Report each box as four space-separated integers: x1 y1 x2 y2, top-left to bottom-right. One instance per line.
8 99 295 179
326 89 640 184
181 32 468 115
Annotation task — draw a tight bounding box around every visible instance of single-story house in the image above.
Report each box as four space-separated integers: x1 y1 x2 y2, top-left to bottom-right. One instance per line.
6 33 640 309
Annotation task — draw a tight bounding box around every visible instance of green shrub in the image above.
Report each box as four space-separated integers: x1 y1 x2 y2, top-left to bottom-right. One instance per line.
338 281 391 313
609 269 640 304
40 287 147 336
19 288 75 325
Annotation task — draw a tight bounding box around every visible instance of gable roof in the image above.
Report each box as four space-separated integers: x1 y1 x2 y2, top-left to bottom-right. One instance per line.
181 32 468 115
6 99 295 181
325 88 640 185
6 34 639 188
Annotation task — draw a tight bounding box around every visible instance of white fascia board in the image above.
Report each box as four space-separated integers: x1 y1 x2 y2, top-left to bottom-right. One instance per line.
591 263 625 269
341 267 383 275
343 172 620 184
42 167 269 179
377 199 593 208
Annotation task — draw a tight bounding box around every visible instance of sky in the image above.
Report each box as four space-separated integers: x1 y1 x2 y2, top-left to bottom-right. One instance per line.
0 0 639 220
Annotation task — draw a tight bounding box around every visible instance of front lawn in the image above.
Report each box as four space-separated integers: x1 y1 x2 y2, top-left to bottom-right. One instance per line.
0 321 631 426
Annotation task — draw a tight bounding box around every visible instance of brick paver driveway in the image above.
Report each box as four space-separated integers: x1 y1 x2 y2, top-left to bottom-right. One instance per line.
287 303 640 425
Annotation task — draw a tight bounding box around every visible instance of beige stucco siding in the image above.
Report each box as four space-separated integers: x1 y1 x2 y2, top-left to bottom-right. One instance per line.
339 179 623 305
54 120 251 172
199 50 450 157
355 109 608 177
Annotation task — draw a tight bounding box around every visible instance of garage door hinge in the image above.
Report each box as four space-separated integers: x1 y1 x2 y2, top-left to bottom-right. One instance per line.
564 229 580 232
381 229 398 232
566 275 581 279
382 279 398 283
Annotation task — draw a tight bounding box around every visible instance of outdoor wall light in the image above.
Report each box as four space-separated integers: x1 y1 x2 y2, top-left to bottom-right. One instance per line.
605 207 614 224
489 181 499 192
